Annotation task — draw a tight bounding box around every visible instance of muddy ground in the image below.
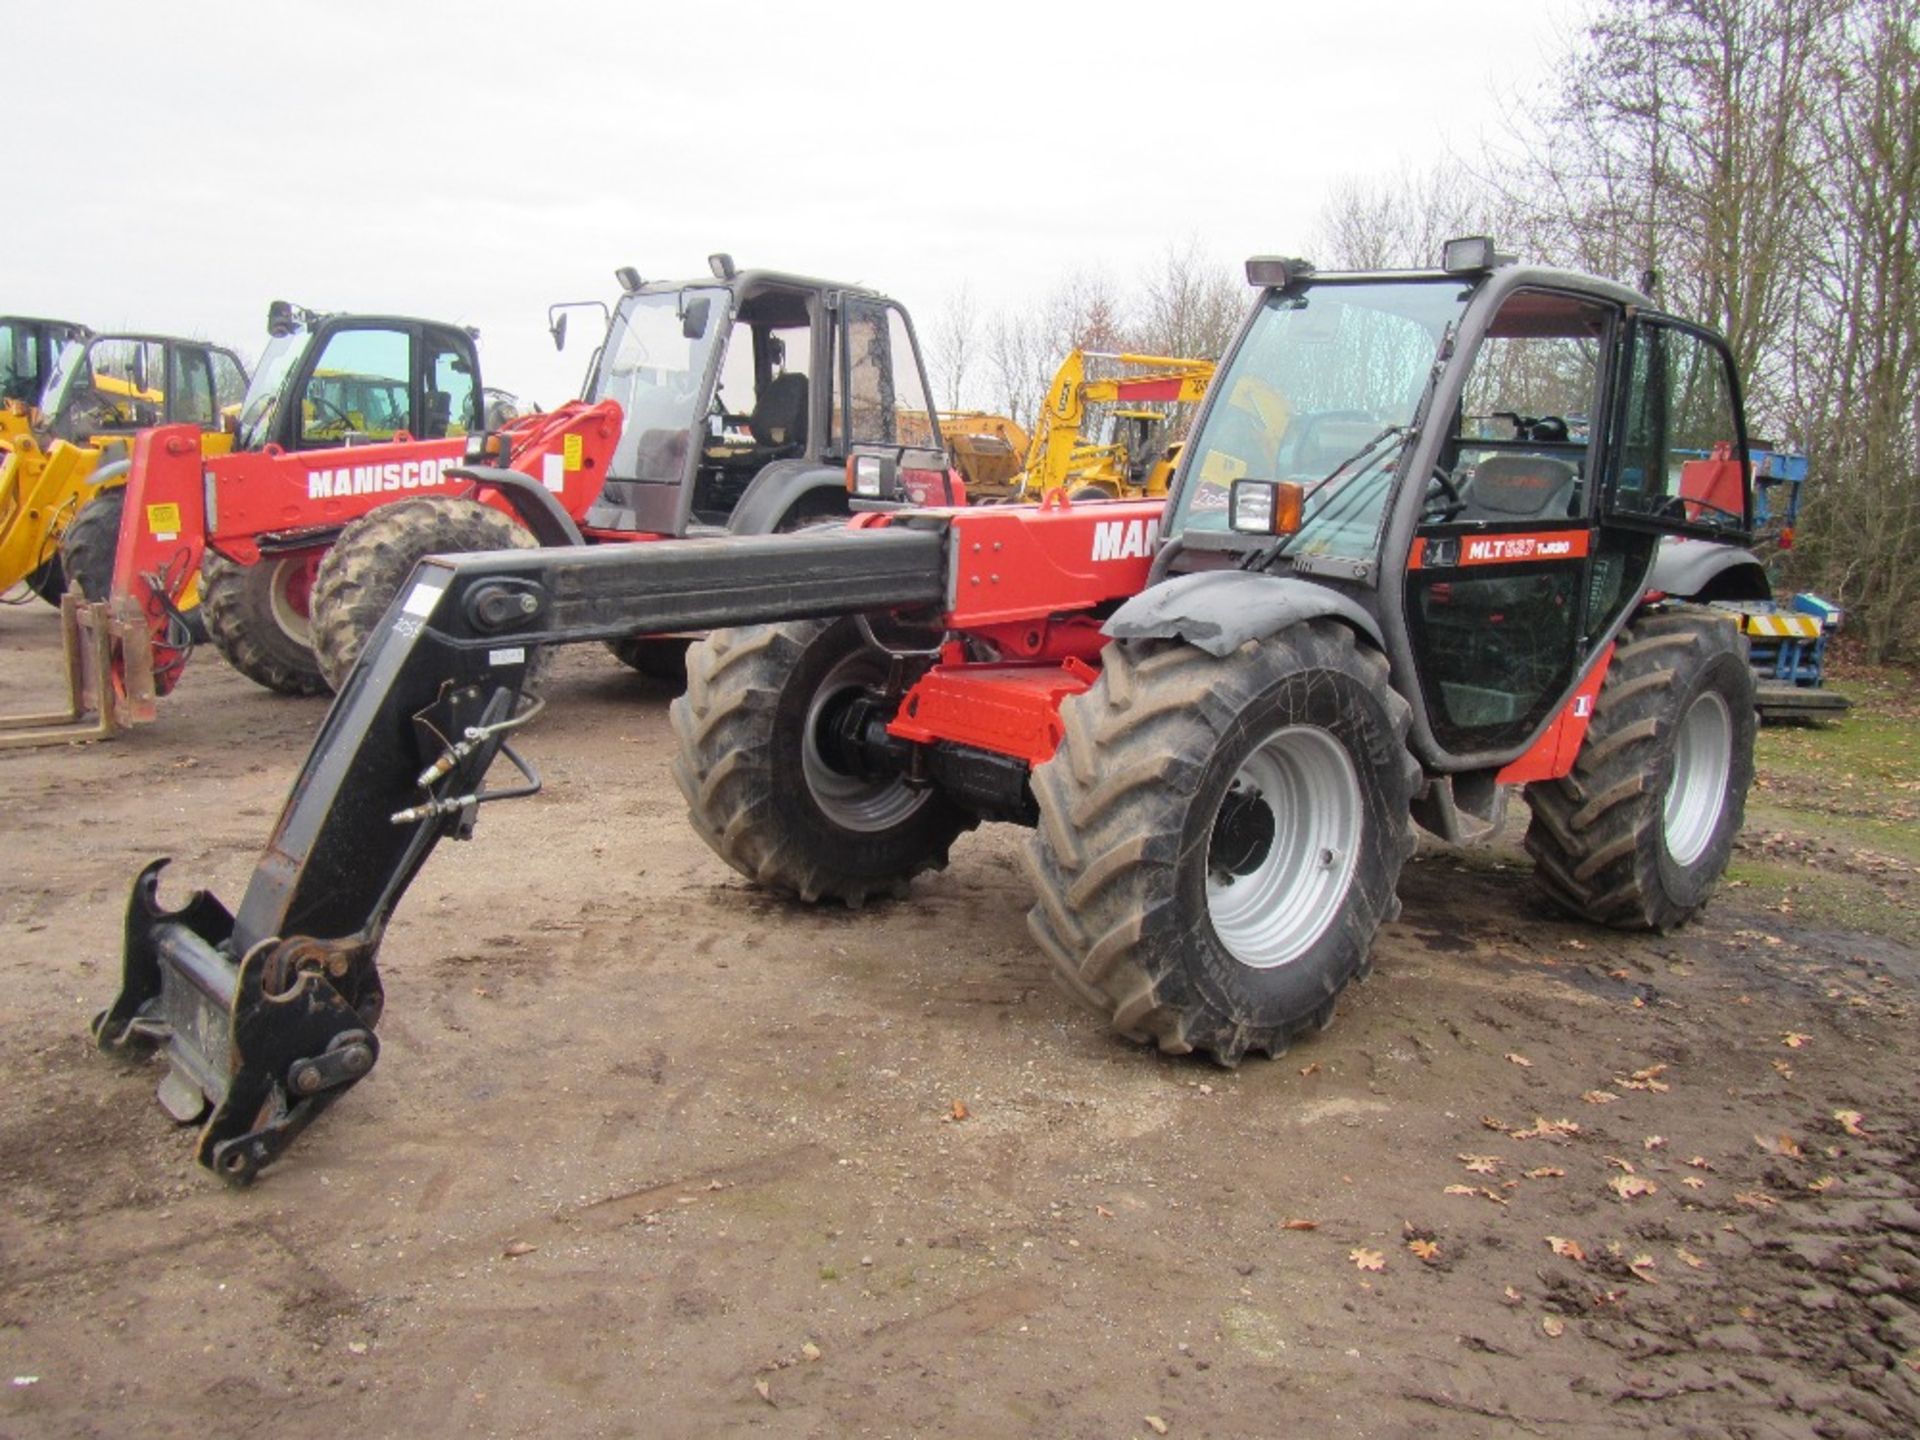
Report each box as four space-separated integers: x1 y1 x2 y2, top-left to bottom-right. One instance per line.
0 607 1915 1440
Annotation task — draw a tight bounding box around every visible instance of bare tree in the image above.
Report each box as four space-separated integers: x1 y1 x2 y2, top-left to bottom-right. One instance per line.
927 283 978 412
1132 239 1244 360
1314 160 1507 271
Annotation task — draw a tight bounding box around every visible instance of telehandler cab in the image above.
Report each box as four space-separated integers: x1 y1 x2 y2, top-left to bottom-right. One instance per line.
94 241 1770 1184
0 314 88 405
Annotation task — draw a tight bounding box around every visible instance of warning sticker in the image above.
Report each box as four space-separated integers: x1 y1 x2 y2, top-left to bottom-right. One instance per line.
147 502 182 535
401 579 446 618
541 452 565 493
563 433 583 471
488 647 527 667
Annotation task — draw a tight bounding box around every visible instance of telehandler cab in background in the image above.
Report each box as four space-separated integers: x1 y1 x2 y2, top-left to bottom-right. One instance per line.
0 328 248 610
93 240 1771 1185
0 314 88 405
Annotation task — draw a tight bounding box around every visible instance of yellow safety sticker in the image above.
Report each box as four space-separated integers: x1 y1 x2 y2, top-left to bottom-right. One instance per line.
563 433 583 471
147 502 181 534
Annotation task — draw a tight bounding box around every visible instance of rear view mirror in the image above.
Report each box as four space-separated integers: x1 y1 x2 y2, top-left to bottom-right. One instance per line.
681 298 712 341
550 313 568 351
768 335 786 371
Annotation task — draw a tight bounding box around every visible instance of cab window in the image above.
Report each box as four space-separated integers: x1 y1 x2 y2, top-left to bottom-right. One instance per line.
303 328 410 443
427 340 476 436
169 346 217 427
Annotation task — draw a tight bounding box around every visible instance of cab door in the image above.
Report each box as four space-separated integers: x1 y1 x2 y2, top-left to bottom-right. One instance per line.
1404 289 1614 758
835 296 953 501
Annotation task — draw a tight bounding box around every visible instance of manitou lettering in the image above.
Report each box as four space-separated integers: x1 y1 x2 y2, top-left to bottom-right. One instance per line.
1091 517 1160 562
306 456 455 500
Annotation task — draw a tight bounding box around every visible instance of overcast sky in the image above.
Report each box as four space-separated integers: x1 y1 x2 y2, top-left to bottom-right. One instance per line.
16 0 1580 409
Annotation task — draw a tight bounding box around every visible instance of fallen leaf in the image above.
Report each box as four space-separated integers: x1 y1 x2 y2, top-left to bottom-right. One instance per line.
1605 1156 1638 1174
1350 1248 1386 1272
1834 1109 1868 1137
1442 1184 1507 1206
754 1380 773 1405
1609 1175 1657 1200
1512 1116 1582 1140
950 1100 970 1121
1734 1190 1778 1210
1542 1316 1566 1338
1506 1053 1534 1068
1481 1115 1512 1133
1583 1090 1619 1106
1567 939 1588 951
1609 967 1631 979
1643 1135 1668 1150
1807 1175 1837 1193
1681 1177 1706 1190
1095 1205 1115 1219
800 1342 822 1361
1628 1255 1660 1284
1782 1032 1811 1049
1144 1418 1170 1437
1298 1062 1321 1077
1676 1248 1706 1270
1755 1132 1803 1159
1525 1166 1566 1179
1685 1156 1714 1170
1631 1064 1669 1081
1547 1236 1587 1263
1502 1285 1524 1305
1407 1239 1440 1263
503 1240 538 1258
1458 1154 1502 1175
1772 1060 1795 1078
346 1341 368 1356
1280 1218 1319 1232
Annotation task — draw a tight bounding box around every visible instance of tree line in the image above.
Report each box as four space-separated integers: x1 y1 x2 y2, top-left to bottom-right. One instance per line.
931 0 1917 662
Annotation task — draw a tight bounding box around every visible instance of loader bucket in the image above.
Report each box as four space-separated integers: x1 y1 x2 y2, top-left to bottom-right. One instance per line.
0 590 156 748
93 860 384 1185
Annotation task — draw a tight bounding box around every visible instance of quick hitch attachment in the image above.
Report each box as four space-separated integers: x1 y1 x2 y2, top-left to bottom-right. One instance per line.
92 860 385 1186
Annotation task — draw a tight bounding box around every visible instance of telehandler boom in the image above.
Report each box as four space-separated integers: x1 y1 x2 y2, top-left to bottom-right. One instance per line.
94 242 1773 1184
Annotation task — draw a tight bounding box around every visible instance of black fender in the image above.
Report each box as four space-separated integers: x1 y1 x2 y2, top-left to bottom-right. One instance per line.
448 465 584 547
1103 570 1386 658
1647 537 1770 602
726 460 848 535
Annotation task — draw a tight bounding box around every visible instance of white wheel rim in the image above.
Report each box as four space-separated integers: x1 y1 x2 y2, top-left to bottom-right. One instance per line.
801 650 929 833
1663 689 1732 867
1206 726 1364 969
267 557 312 646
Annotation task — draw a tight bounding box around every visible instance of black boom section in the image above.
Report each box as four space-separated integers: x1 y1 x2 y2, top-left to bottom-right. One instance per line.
235 523 952 951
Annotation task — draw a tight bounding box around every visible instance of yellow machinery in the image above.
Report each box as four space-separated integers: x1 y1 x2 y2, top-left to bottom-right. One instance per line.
938 349 1215 503
0 331 245 604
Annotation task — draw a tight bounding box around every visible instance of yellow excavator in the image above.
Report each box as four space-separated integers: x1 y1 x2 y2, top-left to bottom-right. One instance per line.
0 331 247 605
938 349 1215 503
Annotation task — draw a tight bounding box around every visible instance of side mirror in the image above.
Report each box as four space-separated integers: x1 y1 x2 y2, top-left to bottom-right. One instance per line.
681 298 712 341
550 313 568 351
768 335 787 371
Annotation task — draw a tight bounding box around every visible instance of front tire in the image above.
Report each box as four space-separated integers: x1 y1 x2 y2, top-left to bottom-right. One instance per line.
201 549 327 696
1025 622 1419 1064
1524 607 1755 929
310 497 538 692
669 618 975 905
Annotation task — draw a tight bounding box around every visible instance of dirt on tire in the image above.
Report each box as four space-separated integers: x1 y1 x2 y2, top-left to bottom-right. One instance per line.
200 548 328 696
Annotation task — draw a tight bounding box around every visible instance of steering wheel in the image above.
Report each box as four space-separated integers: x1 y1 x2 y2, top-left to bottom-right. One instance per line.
1423 465 1466 523
307 395 356 431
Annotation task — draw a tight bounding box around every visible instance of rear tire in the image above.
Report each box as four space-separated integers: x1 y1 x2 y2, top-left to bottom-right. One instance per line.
310 497 539 692
1025 623 1419 1064
669 618 975 905
201 549 327 696
1524 607 1755 930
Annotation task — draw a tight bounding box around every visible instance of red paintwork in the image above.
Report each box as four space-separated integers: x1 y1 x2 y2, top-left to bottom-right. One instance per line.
887 657 1098 763
1111 377 1185 403
940 494 1163 627
111 402 624 693
1409 529 1592 569
1680 443 1744 523
1495 642 1616 785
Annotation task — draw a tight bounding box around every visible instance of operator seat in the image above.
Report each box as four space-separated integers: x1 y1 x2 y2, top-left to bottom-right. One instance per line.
1459 454 1581 522
743 373 808 462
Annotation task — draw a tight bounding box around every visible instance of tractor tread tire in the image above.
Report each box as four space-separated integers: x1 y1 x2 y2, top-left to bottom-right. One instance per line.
669 619 974 907
1024 623 1419 1066
56 487 123 606
1524 607 1754 931
201 550 327 696
311 497 539 693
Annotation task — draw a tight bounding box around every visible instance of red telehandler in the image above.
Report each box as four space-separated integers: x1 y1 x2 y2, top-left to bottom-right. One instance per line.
56 260 954 738
92 241 1775 1183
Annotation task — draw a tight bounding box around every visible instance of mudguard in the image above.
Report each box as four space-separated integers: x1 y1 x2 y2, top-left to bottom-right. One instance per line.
1103 570 1385 657
726 460 848 534
1647 537 1770 602
448 465 585 547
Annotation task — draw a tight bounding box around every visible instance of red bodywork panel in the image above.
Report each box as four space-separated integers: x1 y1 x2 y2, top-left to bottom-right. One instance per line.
113 402 625 691
1495 643 1615 785
888 655 1099 764
1679 443 1745 523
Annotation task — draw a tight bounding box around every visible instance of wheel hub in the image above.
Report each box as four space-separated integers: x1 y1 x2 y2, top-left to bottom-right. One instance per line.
801 652 927 834
1663 689 1732 867
1205 725 1363 970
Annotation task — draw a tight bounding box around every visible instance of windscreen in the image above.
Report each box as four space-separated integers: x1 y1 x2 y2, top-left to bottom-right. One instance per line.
236 331 312 450
589 288 728 482
1169 280 1469 561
